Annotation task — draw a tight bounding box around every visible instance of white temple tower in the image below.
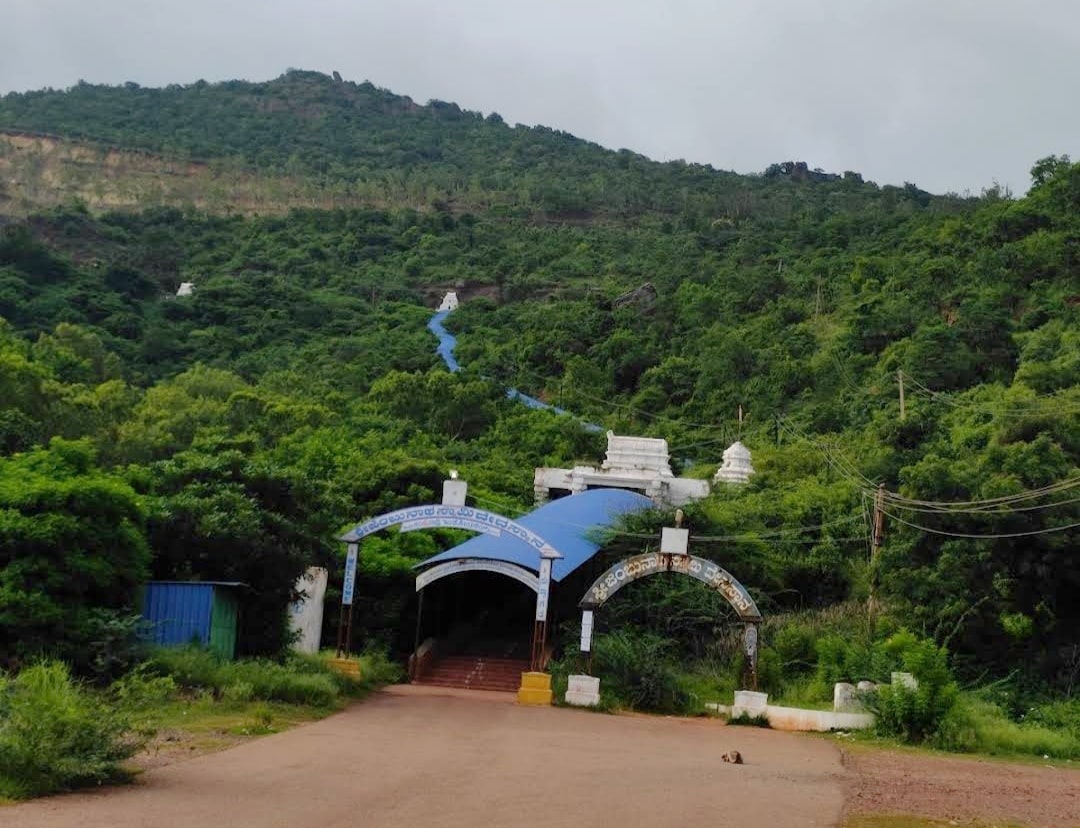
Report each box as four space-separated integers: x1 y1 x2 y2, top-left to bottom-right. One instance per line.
714 441 755 485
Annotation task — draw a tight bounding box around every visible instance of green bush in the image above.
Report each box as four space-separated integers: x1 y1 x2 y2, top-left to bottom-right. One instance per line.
865 631 958 743
0 661 146 799
589 630 692 713
146 647 342 707
357 649 406 687
935 694 1080 758
1026 697 1080 740
110 664 178 709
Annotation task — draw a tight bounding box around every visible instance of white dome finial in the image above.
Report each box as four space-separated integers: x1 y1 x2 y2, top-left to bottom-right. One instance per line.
714 441 755 485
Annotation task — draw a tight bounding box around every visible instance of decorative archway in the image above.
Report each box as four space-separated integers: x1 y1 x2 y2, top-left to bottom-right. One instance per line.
414 559 540 593
578 551 762 687
338 503 561 670
342 504 561 560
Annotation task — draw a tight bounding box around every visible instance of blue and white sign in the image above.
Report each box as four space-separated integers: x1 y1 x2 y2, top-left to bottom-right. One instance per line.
341 544 358 606
535 558 552 621
342 504 561 560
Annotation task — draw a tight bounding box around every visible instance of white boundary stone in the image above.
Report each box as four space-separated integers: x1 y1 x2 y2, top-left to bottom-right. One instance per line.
565 674 601 707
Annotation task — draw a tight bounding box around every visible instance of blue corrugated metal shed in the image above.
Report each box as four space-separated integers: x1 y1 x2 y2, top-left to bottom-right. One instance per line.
416 488 654 582
141 581 244 659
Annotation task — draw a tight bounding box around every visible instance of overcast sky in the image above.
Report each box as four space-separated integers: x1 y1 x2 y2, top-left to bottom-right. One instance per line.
2 1 1077 195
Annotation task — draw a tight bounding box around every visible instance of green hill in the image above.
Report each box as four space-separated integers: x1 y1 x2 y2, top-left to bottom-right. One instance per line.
0 71 1078 727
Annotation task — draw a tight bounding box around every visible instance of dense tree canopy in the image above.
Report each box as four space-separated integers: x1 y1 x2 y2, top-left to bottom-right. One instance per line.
0 75 1076 693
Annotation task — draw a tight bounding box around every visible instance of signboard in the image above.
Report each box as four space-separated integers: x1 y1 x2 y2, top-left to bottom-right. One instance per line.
660 527 689 555
535 558 552 621
342 505 560 560
580 609 594 652
341 544 358 606
580 552 761 620
415 559 539 593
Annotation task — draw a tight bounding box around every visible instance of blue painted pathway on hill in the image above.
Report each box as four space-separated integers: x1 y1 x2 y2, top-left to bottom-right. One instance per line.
427 309 602 431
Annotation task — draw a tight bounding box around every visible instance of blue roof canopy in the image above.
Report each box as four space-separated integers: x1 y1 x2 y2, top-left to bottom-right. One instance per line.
416 488 654 582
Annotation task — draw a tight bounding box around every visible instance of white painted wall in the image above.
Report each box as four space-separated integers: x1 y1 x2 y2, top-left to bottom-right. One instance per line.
288 567 328 654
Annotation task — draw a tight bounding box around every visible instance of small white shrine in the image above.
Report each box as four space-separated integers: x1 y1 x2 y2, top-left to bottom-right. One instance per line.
176 282 196 297
714 440 756 485
534 431 710 507
437 291 459 312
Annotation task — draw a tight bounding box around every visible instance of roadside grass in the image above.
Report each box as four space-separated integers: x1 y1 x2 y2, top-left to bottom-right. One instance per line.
844 817 1028 828
1 649 404 800
130 647 404 742
834 732 1078 771
0 662 146 800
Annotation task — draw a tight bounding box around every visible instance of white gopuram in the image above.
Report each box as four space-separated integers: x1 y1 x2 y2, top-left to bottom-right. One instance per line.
437 291 459 312
714 440 756 485
534 431 710 507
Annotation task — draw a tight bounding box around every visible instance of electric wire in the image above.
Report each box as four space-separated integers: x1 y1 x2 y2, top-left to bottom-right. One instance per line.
882 509 1080 539
902 371 1080 417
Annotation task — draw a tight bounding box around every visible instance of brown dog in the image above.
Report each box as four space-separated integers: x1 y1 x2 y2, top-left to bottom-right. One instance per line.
721 750 743 764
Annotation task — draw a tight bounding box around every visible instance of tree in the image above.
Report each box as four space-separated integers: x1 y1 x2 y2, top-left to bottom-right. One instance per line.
0 440 149 672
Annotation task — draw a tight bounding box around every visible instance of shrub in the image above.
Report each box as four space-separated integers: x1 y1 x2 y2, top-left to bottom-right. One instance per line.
865 631 958 743
0 661 147 799
1025 697 1080 740
358 649 406 687
146 647 342 707
590 630 692 713
110 664 178 709
935 694 1080 758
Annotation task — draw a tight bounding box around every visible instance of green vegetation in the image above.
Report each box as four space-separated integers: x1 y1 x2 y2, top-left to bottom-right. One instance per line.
844 818 1028 828
0 651 401 800
0 661 145 799
146 647 402 706
0 71 1077 772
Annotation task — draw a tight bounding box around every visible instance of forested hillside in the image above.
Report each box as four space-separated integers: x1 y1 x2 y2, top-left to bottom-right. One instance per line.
0 71 1077 724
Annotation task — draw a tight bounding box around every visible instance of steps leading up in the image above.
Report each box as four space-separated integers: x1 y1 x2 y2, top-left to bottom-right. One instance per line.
415 655 528 693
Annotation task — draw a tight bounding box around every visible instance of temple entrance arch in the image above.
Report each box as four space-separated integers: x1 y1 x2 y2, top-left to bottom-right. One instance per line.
338 503 561 671
578 551 762 687
341 504 561 560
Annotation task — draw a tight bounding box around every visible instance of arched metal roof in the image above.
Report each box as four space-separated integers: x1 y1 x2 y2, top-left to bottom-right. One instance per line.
415 488 654 582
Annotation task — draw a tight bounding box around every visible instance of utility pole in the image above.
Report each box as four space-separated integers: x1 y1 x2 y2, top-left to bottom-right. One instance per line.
872 483 886 550
869 483 887 620
897 369 906 422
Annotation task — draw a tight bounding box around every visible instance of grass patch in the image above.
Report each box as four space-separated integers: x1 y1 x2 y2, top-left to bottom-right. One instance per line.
934 694 1080 759
844 817 1028 828
145 646 403 708
0 661 147 800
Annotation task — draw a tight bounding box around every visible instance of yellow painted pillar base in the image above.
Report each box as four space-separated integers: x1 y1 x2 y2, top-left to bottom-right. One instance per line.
517 671 553 705
328 656 362 681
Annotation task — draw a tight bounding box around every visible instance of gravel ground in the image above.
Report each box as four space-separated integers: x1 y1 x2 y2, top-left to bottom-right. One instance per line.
7 685 1075 828
3 685 844 828
842 743 1080 828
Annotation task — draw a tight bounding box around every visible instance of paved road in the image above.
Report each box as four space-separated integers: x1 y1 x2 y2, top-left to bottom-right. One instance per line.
4 686 846 828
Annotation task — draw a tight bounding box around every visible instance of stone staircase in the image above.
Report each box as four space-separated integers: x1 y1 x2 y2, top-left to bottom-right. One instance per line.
415 655 527 693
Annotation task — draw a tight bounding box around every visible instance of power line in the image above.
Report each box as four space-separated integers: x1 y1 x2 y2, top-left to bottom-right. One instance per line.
881 492 1080 516
902 371 1080 417
882 509 1080 540
880 476 1080 509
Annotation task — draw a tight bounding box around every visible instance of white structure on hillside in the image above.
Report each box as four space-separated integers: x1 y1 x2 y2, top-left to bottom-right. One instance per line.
714 441 756 485
437 291 459 312
534 431 710 507
176 282 196 297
